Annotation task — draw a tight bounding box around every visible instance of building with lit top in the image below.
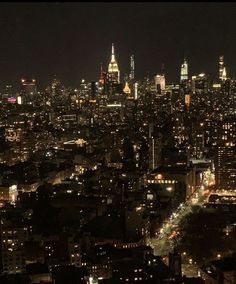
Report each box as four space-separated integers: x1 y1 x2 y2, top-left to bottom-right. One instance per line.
180 58 188 82
219 55 224 81
222 66 227 81
20 78 37 105
191 73 210 95
155 74 165 94
129 54 135 80
123 82 131 95
108 43 120 83
215 117 236 190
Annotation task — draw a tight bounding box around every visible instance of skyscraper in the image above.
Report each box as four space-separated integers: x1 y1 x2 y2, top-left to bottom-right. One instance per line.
219 55 224 81
215 117 236 190
99 63 104 85
20 79 37 105
129 54 134 80
134 82 138 100
148 124 162 170
191 73 209 95
108 43 120 83
155 74 165 94
222 66 227 81
180 58 188 82
123 82 131 95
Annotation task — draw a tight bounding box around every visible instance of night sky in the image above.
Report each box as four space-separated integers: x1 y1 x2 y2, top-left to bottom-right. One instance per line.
0 2 236 89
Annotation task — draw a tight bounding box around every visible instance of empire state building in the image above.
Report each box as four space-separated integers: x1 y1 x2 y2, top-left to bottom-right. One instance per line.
108 43 120 83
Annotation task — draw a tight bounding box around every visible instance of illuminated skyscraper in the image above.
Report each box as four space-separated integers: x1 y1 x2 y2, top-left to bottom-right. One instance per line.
20 78 37 105
215 117 236 189
191 73 209 95
180 58 188 82
134 82 138 100
148 123 162 170
155 74 165 93
219 55 224 81
222 66 227 81
129 54 134 80
123 82 131 95
108 43 120 83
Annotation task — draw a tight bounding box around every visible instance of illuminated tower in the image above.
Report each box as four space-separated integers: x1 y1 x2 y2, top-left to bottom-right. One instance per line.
108 43 120 83
180 58 188 82
134 82 138 100
129 54 134 80
20 78 37 105
123 82 131 95
155 74 165 94
219 55 224 81
222 66 227 81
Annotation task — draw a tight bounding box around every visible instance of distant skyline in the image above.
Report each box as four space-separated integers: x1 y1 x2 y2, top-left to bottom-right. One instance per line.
0 2 236 89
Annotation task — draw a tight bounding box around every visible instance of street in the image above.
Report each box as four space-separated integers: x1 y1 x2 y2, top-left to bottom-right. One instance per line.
146 188 210 277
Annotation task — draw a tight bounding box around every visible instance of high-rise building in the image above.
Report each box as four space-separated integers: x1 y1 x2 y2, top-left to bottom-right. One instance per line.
222 66 227 81
134 82 138 100
215 117 236 190
2 85 13 100
108 43 120 83
0 222 28 274
155 74 165 94
129 55 134 80
219 55 224 81
123 82 131 95
218 55 228 83
191 73 209 95
180 58 188 82
20 79 37 105
99 63 104 85
148 124 162 170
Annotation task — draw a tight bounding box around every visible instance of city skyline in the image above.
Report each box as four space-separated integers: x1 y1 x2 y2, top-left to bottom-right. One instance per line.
0 3 236 88
1 3 236 282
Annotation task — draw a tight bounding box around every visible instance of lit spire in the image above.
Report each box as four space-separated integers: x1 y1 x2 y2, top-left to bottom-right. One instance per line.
108 43 120 83
111 43 115 62
219 55 224 80
222 67 227 81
